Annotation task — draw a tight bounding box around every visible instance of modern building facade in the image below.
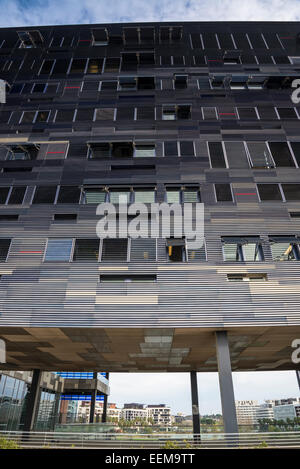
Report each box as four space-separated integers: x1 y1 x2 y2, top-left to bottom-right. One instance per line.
0 21 300 433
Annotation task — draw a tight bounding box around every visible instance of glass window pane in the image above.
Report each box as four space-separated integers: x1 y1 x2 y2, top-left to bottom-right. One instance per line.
134 190 155 203
282 184 300 201
270 242 297 261
166 190 180 203
246 142 274 168
134 145 155 157
257 184 282 201
215 184 233 202
84 189 106 204
45 239 73 261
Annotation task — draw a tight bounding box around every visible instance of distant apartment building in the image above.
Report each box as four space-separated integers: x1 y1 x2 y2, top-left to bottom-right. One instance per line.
255 402 274 421
119 403 172 424
273 398 300 421
146 404 172 425
235 400 259 425
121 404 148 421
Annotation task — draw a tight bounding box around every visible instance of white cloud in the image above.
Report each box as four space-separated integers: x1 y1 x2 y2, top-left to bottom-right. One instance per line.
109 371 300 415
1 0 300 27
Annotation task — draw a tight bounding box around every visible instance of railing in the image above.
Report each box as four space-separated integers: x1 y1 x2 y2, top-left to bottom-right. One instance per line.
1 430 300 449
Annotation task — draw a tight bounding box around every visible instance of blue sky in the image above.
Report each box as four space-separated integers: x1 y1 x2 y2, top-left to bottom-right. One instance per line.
0 0 300 27
1 0 300 415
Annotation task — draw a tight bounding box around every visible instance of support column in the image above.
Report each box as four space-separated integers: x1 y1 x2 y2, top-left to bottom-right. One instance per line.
23 369 42 432
296 370 300 391
89 372 98 424
190 371 201 437
102 372 109 423
52 393 61 431
215 331 238 434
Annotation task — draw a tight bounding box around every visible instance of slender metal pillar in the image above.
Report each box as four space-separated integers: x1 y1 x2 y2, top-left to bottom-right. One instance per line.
296 370 300 391
23 369 42 432
89 389 97 424
89 372 98 424
215 331 238 434
190 371 201 437
102 372 109 423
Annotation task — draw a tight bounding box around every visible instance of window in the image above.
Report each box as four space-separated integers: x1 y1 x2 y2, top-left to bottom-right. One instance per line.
268 142 295 167
7 187 26 204
162 105 191 120
237 108 258 119
92 28 108 46
202 107 217 120
82 82 99 92
224 142 249 169
112 142 134 158
222 236 264 262
257 106 278 120
0 239 11 262
164 141 178 157
166 188 181 203
100 274 156 282
6 144 38 161
18 30 44 48
32 83 47 93
174 75 187 89
57 186 81 204
276 108 298 119
134 189 155 203
208 142 226 168
87 59 104 74
182 187 200 202
44 238 73 262
138 77 155 90
130 239 156 261
281 184 300 201
269 236 300 261
109 189 131 204
52 59 70 75
88 142 111 159
0 188 10 204
100 81 118 90
227 273 267 282
257 184 282 201
166 238 186 262
83 188 107 204
246 142 274 169
75 108 94 122
119 76 137 90
136 107 155 120
73 239 99 261
69 59 87 74
186 240 206 262
20 111 36 124
134 144 155 157
35 111 50 123
104 57 120 73
290 142 300 166
39 59 54 75
32 186 57 204
180 141 194 157
0 214 19 221
55 109 74 122
95 108 115 120
53 214 77 222
116 107 135 120
215 184 233 202
101 238 128 261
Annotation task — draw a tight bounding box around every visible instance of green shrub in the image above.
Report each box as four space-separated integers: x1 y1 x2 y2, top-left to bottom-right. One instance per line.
0 437 20 449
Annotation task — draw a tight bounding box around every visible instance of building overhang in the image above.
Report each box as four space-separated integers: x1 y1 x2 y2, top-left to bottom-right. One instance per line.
0 326 299 373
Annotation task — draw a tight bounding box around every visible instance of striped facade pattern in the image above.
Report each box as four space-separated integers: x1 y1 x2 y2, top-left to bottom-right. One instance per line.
0 22 300 371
